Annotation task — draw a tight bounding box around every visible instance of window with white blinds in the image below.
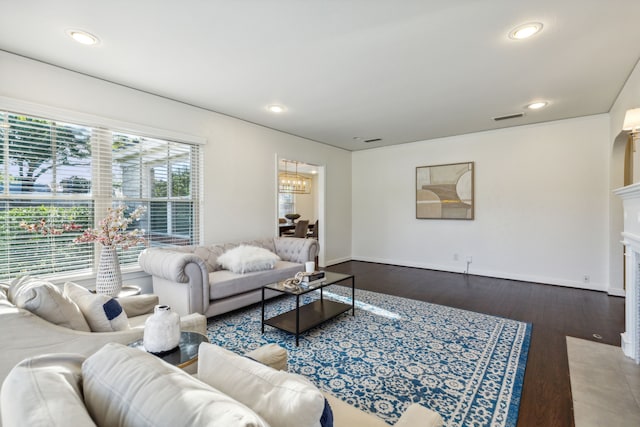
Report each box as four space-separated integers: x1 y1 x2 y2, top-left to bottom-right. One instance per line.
0 110 201 280
278 193 295 218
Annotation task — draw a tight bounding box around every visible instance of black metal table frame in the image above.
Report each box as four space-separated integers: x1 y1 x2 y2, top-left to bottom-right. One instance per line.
261 273 355 346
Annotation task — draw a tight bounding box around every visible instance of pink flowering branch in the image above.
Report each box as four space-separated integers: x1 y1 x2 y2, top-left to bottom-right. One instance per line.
73 205 147 249
20 205 147 250
20 219 83 236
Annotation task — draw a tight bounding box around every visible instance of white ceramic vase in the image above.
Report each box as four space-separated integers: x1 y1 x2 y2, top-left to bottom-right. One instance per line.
95 246 123 297
143 305 181 354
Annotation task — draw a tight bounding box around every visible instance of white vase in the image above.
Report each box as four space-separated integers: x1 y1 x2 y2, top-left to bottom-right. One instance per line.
143 305 181 354
95 246 123 297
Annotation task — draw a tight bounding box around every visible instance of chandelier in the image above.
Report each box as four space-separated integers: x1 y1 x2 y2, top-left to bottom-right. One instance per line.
279 160 311 194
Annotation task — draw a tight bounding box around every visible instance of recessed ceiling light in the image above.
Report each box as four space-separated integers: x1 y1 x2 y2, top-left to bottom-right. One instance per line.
527 101 548 110
509 22 543 40
267 104 286 113
66 29 99 45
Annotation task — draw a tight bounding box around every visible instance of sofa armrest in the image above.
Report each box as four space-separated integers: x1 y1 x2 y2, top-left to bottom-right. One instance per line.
244 343 288 371
138 248 207 284
274 237 319 264
179 313 207 337
1 353 96 427
0 306 147 394
138 248 210 316
324 393 444 427
393 404 444 427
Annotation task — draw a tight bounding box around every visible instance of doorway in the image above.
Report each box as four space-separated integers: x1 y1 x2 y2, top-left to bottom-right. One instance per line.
276 157 325 267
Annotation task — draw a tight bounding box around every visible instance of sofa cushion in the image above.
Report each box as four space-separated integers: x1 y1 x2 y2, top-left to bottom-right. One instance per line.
1 354 97 427
82 342 269 427
64 282 129 332
11 277 90 332
117 294 159 317
217 245 281 274
198 342 332 427
210 260 302 300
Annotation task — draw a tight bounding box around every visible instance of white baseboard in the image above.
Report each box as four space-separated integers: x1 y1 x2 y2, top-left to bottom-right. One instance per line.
608 288 626 297
622 332 632 358
323 256 352 267
350 255 611 293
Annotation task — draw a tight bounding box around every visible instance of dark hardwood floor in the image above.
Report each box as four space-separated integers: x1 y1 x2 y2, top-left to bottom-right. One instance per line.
325 261 625 427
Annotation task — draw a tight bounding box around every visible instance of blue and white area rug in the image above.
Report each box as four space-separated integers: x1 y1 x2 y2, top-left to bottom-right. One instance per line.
207 287 531 427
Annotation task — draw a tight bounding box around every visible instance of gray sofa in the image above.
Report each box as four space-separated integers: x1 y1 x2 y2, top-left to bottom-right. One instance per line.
138 237 319 317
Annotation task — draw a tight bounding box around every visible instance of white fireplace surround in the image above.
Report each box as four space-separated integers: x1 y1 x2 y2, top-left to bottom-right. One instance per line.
614 183 640 363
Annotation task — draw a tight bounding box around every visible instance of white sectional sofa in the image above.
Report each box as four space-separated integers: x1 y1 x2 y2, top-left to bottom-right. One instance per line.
138 237 319 317
0 280 207 425
1 342 444 427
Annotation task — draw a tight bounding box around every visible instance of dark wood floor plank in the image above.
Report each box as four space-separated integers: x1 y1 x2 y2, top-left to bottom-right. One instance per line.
325 261 625 427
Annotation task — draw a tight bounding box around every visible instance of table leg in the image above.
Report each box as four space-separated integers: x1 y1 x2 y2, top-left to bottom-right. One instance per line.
261 287 265 334
351 277 355 316
296 294 300 346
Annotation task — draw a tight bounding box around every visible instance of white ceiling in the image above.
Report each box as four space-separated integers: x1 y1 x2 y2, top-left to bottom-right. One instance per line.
1 1 639 151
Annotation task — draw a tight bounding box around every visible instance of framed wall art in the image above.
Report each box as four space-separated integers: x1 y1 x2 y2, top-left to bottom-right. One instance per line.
416 162 474 220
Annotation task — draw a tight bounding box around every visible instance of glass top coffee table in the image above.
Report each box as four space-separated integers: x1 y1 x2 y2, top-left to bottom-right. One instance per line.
261 271 355 346
128 331 209 369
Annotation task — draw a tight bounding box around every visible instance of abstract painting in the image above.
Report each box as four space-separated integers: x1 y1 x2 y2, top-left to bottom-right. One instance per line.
416 162 474 219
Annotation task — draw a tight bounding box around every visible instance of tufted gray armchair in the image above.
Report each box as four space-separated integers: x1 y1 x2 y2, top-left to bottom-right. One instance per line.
138 237 319 318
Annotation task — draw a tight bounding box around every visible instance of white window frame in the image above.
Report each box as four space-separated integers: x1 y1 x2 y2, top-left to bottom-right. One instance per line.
0 97 205 280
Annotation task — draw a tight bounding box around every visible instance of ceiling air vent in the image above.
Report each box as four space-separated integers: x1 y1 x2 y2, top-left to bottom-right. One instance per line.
493 113 524 121
364 138 382 143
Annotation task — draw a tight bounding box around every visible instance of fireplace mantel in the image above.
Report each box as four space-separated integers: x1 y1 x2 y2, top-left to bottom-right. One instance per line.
614 183 640 363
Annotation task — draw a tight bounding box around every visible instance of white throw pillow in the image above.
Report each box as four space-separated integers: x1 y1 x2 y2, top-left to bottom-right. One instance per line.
64 282 129 332
198 342 332 427
217 245 280 274
82 343 269 427
11 277 90 331
7 275 38 302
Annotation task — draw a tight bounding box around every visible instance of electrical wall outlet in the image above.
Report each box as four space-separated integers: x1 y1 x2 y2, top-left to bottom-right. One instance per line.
466 256 473 263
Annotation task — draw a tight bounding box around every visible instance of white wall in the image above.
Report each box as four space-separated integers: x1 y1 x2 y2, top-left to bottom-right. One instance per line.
608 58 640 296
0 52 352 272
352 115 611 291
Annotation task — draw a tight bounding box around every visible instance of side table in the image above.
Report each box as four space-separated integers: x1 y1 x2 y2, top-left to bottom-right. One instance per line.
88 284 141 298
128 331 209 369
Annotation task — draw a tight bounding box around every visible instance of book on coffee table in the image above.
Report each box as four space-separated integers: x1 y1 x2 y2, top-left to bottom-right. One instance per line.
301 271 325 283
